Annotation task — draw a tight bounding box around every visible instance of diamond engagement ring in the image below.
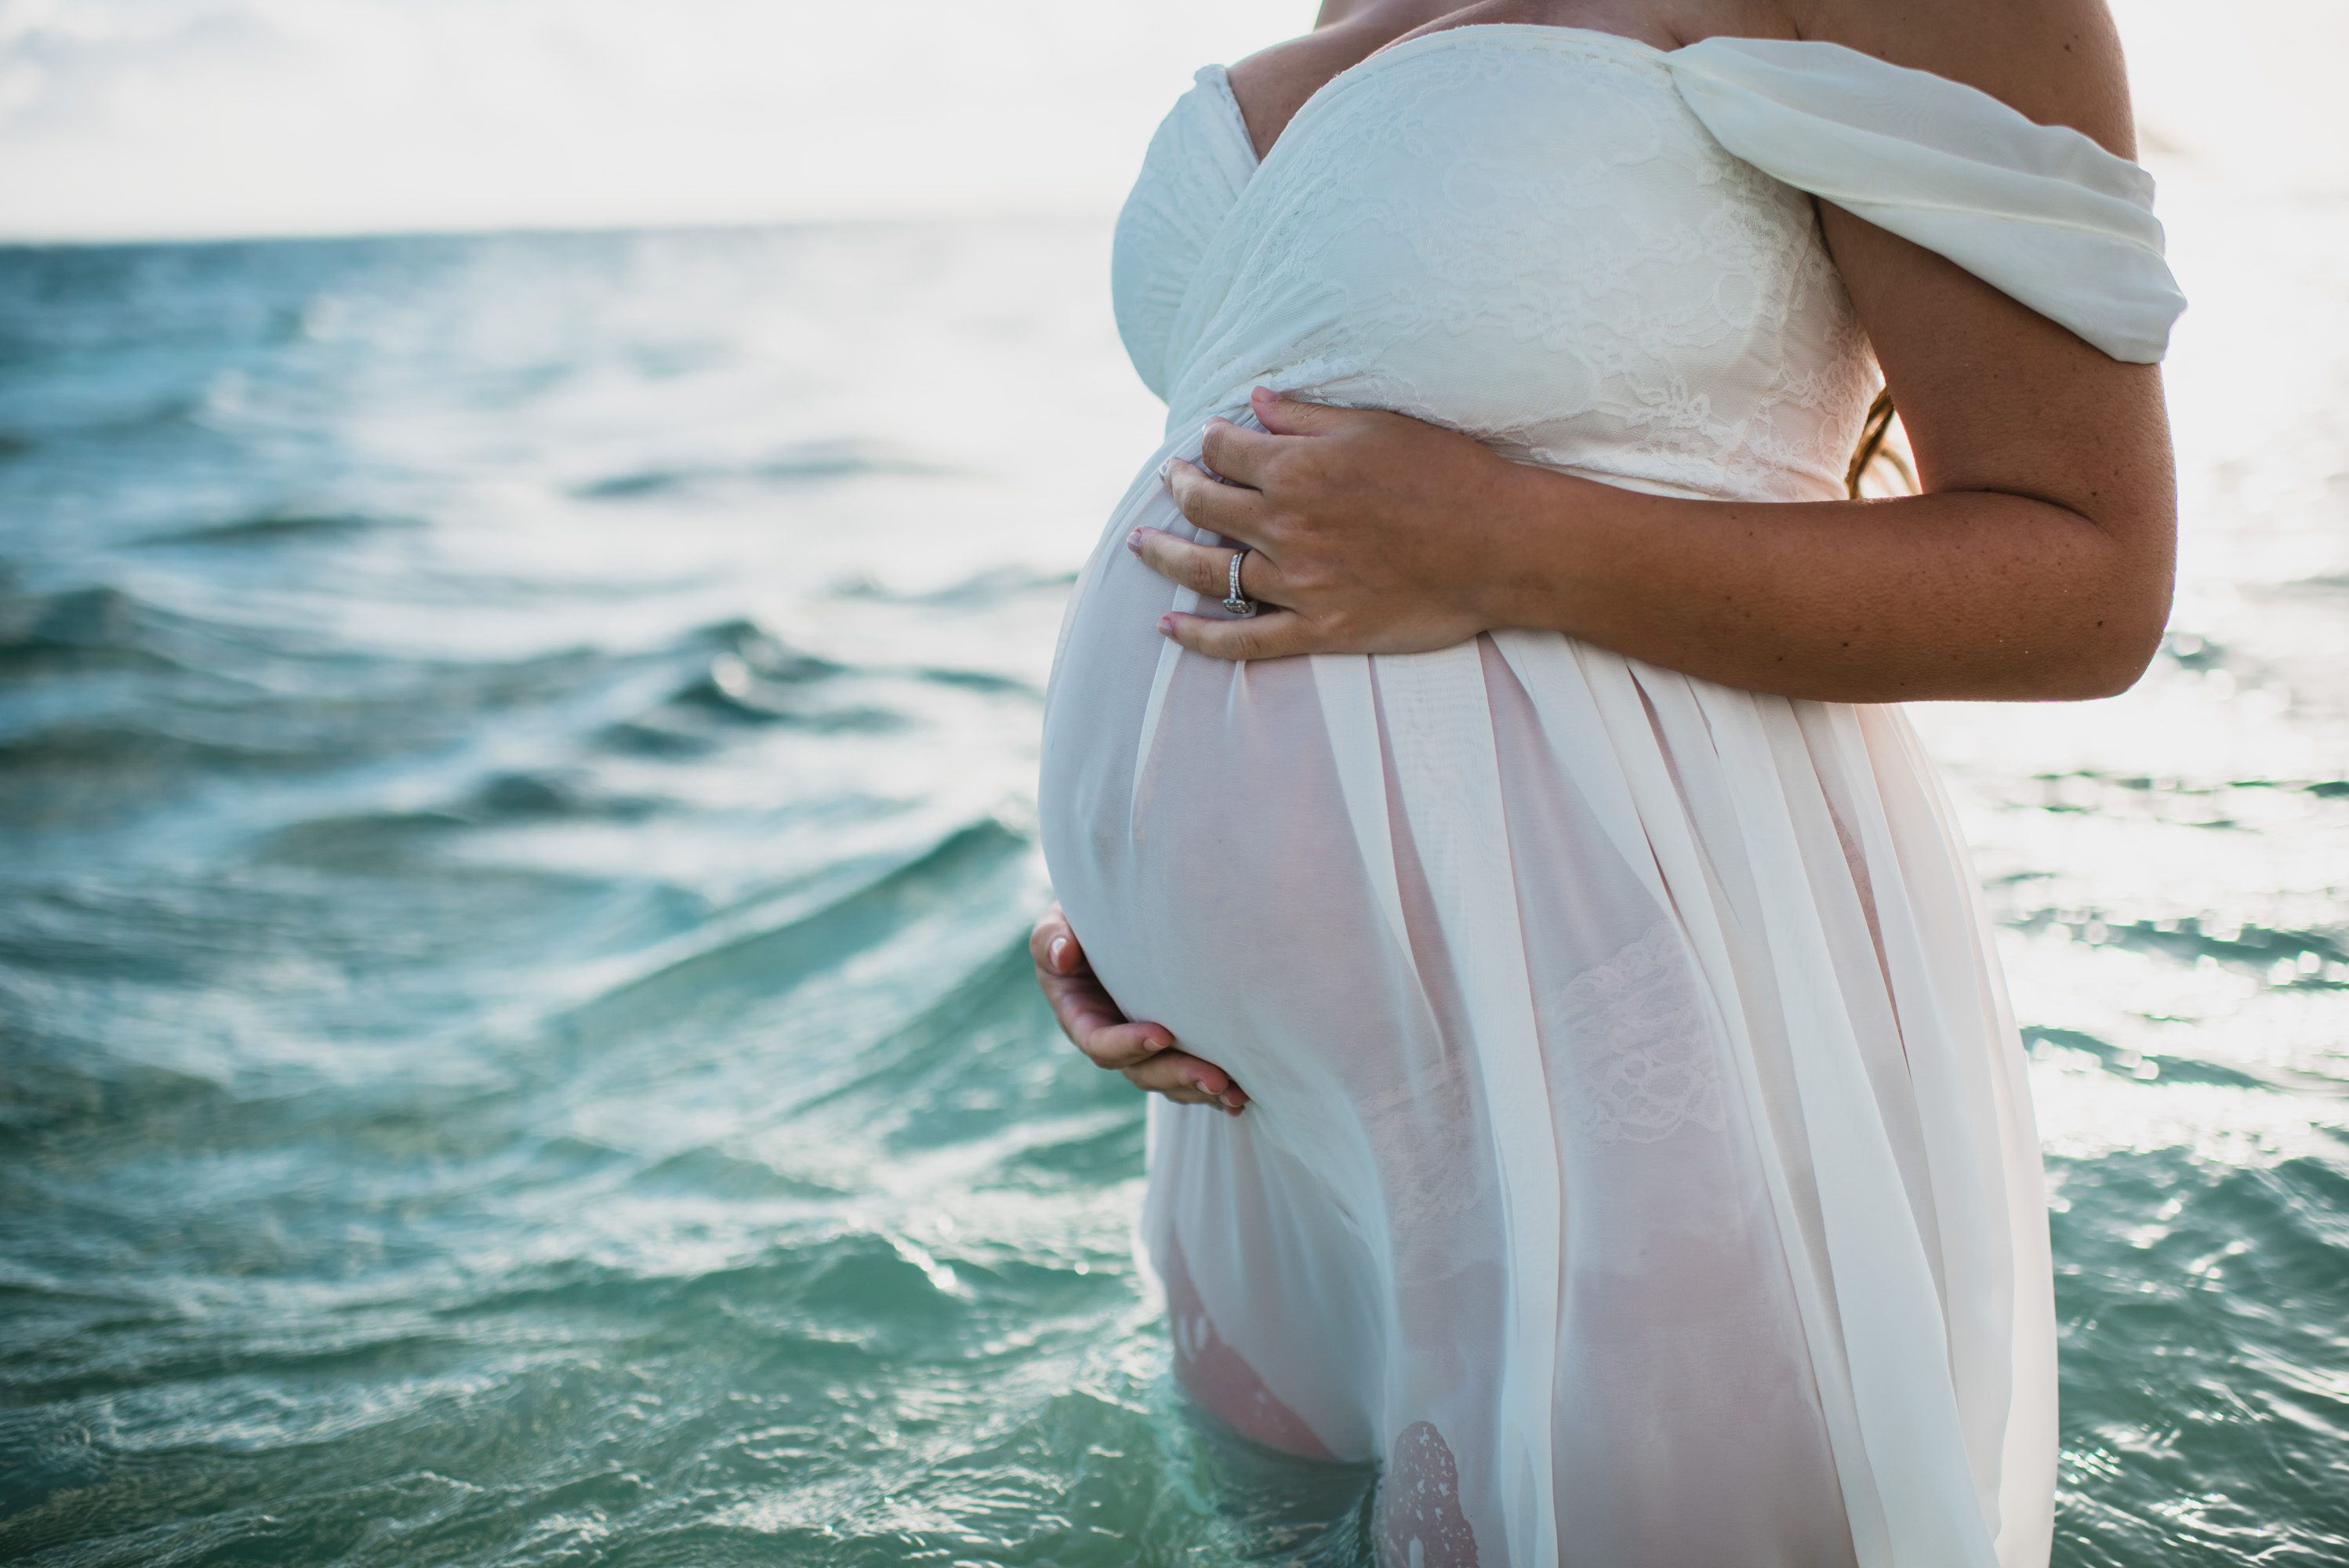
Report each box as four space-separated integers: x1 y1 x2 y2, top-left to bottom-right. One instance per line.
1222 549 1258 617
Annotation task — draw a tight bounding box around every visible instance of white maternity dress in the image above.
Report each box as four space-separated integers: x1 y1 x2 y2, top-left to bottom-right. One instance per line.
1035 27 2185 1568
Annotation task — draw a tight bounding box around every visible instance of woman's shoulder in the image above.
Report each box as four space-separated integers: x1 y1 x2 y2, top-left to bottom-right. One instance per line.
1795 0 2138 158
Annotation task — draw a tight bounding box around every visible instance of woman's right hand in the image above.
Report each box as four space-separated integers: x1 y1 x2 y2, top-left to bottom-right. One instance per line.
1029 906 1247 1115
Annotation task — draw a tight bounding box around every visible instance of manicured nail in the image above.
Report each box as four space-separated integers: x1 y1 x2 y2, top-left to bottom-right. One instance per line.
1156 456 1174 482
1125 528 1142 554
1048 936 1071 969
1157 615 1176 637
1220 1090 1244 1111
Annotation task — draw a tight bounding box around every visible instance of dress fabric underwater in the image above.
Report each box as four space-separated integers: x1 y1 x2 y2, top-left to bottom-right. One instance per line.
1035 26 2185 1567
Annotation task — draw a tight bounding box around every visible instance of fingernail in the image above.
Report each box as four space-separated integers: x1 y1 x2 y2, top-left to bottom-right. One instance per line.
1220 1090 1244 1111
1157 615 1176 637
1048 936 1071 969
1156 456 1173 483
1125 528 1142 554
1190 1070 1217 1093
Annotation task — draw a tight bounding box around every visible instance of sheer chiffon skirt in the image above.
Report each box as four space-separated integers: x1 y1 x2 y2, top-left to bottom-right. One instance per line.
1037 427 2057 1568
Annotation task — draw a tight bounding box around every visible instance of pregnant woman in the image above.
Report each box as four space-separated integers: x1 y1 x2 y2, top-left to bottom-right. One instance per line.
1032 0 2183 1562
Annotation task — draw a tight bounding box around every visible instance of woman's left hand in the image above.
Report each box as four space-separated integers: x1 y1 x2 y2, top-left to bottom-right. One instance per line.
1130 387 1540 661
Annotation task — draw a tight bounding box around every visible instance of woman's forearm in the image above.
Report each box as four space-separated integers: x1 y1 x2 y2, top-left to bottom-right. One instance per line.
1473 464 2176 703
1140 392 2177 699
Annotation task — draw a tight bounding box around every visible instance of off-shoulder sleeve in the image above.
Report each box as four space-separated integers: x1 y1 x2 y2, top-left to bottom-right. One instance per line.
1667 37 2186 363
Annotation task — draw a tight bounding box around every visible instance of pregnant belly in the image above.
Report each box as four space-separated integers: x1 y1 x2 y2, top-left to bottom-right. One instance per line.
1037 440 1688 1132
1037 468 1422 1109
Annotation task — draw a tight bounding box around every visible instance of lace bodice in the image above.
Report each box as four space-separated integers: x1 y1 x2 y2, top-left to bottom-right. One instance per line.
1110 26 2184 502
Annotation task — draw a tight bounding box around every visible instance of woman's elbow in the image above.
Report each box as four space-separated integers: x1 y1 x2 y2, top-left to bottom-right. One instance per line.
2034 493 2177 699
2044 575 2173 700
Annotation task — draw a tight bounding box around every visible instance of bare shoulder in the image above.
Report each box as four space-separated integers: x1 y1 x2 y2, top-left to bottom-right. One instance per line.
1794 0 2137 158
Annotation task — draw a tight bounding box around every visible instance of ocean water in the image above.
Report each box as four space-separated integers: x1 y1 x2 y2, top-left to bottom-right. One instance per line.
0 206 2343 1566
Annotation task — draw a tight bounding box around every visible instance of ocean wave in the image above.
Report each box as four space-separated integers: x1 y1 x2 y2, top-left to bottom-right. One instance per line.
0 585 205 680
554 818 1032 1044
574 441 954 500
2015 909 2349 979
2023 1025 2273 1090
834 564 1080 607
630 1145 853 1201
137 510 412 550
252 772 655 861
611 626 920 739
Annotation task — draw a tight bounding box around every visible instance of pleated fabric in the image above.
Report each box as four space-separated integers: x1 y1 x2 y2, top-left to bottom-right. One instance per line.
1046 26 2180 1566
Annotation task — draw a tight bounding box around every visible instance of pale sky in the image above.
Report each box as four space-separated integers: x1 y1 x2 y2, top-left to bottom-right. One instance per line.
0 0 2337 243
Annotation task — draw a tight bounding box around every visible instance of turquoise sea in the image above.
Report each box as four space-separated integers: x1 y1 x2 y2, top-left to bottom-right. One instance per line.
0 205 2344 1564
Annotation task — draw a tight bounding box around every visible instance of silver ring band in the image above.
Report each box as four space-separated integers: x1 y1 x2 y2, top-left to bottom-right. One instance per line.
1222 550 1258 618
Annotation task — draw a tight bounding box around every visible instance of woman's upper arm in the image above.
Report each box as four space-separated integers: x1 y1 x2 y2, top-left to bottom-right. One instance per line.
1808 0 2177 622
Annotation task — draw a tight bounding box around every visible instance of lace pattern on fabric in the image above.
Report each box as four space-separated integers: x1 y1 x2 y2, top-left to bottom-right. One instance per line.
1145 32 1882 503
1552 922 1727 1147
1355 1045 1498 1285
